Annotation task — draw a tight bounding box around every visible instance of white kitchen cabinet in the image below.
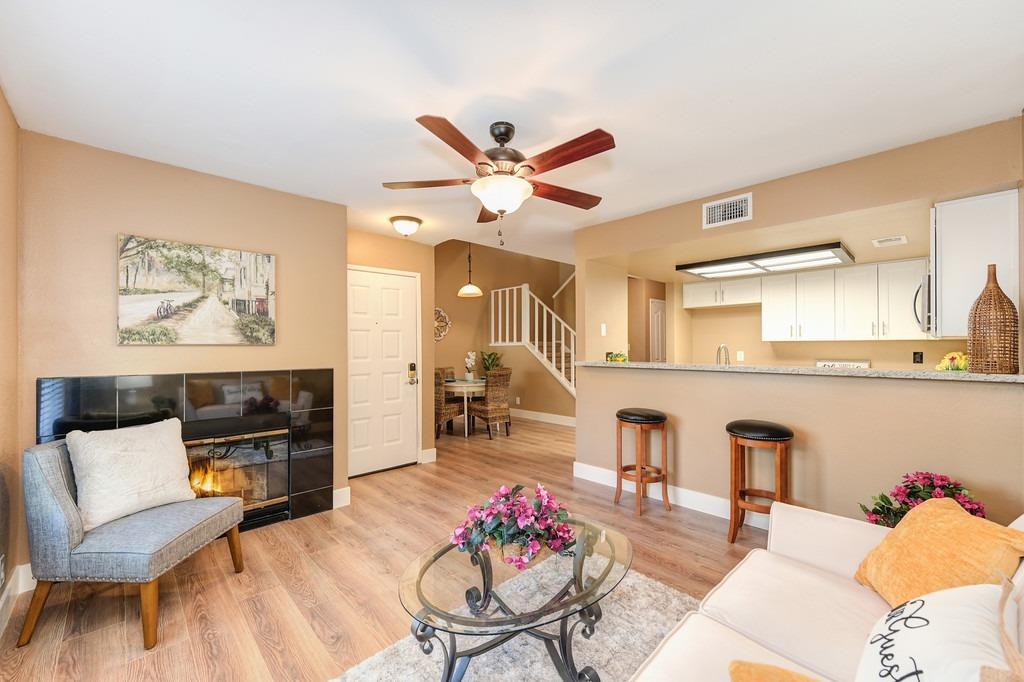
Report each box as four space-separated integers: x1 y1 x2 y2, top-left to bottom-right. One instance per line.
682 281 721 308
835 264 879 340
761 274 797 341
720 277 761 306
796 270 836 340
932 189 1019 337
683 277 761 308
878 259 928 340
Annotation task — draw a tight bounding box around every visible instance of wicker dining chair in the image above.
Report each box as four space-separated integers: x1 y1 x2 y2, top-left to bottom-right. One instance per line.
435 372 465 438
468 368 512 439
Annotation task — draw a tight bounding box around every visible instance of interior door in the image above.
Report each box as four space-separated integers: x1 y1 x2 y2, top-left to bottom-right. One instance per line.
348 268 419 477
796 270 836 340
760 274 797 341
834 264 878 340
649 299 666 362
878 259 928 340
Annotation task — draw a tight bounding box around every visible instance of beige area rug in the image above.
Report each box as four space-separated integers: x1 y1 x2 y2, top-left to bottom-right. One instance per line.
334 559 699 682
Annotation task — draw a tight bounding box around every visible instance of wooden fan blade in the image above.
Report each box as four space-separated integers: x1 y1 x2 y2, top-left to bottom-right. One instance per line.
416 115 491 167
516 129 615 176
383 179 472 190
477 206 499 223
531 181 602 209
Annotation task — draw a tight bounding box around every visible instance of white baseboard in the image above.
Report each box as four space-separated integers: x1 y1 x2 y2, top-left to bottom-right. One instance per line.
419 448 437 463
510 408 576 427
333 486 351 509
0 563 36 637
572 461 770 531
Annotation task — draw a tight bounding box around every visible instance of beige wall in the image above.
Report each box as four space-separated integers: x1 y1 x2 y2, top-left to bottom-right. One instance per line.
577 367 1024 524
347 229 435 450
687 304 966 369
434 240 574 417
0 87 18 583
582 260 629 361
14 133 347 569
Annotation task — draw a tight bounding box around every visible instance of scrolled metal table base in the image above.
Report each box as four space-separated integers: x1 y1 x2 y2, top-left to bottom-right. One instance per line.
411 542 606 682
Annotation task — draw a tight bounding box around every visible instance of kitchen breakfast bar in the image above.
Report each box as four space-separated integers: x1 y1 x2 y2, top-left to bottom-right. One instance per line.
573 361 1024 528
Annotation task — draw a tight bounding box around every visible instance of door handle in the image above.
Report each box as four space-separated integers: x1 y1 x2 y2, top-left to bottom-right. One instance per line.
913 283 924 329
408 377 418 385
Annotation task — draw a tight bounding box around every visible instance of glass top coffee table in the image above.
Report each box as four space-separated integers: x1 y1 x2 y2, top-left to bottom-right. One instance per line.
399 517 632 682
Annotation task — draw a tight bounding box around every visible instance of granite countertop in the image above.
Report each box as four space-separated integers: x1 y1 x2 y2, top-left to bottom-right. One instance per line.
575 361 1024 384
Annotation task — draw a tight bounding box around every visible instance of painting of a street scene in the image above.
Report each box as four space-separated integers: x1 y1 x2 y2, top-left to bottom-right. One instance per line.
118 234 276 345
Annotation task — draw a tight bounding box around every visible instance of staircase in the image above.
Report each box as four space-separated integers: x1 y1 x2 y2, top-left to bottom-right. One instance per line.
490 284 576 397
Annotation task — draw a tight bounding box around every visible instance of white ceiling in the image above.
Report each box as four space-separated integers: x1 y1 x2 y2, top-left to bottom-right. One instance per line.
0 1 1022 263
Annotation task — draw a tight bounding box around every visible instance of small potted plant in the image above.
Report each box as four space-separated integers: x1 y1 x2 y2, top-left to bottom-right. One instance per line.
935 351 969 371
450 483 576 570
480 351 502 373
464 351 477 381
860 471 986 527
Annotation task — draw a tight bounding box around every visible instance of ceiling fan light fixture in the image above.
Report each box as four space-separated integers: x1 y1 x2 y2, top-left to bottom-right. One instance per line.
389 215 422 237
470 174 533 215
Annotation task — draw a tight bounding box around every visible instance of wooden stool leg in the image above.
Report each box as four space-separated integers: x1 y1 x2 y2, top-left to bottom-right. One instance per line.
776 441 790 504
660 424 671 511
728 436 741 543
16 580 54 647
614 420 623 504
737 440 747 530
635 424 644 516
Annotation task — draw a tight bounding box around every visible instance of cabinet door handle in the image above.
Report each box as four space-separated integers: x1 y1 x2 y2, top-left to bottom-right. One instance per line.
798 324 803 338
789 324 794 338
872 321 877 337
882 320 887 337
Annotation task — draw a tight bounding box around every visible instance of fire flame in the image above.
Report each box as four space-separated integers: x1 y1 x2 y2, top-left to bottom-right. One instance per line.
190 460 220 496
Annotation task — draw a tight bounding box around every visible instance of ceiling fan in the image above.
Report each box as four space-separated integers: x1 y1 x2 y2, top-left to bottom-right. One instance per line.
383 116 615 224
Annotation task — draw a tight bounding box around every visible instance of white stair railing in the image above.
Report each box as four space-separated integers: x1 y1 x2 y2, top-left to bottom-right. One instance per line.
490 284 576 397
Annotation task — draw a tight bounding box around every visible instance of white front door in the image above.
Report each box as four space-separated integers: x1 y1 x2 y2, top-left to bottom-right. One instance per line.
347 267 420 477
649 299 666 362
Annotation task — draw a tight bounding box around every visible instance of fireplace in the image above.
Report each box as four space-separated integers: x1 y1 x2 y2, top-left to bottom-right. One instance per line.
36 368 334 529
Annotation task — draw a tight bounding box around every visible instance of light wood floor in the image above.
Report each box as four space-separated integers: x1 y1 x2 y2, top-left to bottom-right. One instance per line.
0 418 765 681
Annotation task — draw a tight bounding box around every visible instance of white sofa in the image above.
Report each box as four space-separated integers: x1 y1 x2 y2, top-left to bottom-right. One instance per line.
632 502 1024 681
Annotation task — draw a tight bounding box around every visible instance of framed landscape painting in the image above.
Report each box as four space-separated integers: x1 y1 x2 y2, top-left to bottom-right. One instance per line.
117 234 276 345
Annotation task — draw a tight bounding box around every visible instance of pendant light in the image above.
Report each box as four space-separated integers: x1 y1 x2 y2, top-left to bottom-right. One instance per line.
457 243 483 298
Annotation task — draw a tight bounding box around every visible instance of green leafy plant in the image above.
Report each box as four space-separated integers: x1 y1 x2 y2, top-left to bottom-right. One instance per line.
480 351 502 372
236 314 276 345
118 325 178 345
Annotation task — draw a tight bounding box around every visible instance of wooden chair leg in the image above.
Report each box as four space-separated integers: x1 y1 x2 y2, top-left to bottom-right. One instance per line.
435 423 441 439
140 578 159 650
660 424 671 511
227 525 244 573
486 423 493 440
728 437 741 543
614 420 623 504
505 420 510 436
16 580 54 647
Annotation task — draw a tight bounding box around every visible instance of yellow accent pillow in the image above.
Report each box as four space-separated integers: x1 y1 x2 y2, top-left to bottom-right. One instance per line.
855 497 1024 607
729 661 819 681
186 379 215 409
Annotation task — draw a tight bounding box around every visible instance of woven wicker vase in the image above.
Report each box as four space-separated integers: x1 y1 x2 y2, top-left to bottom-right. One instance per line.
967 264 1019 374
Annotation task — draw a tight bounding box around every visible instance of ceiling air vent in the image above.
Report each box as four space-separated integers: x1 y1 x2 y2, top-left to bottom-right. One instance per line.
703 192 752 229
871 235 908 248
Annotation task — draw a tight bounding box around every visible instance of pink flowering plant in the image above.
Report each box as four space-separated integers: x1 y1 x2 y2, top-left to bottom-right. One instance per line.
860 471 986 528
450 483 576 570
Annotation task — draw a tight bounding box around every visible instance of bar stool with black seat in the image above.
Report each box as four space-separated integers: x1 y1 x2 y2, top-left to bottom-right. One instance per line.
615 408 671 515
726 419 793 543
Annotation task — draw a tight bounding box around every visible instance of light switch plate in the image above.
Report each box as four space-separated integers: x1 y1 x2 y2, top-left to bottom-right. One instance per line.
600 323 607 337
736 350 745 362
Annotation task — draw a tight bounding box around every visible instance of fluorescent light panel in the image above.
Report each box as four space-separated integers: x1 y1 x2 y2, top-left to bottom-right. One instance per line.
676 242 853 279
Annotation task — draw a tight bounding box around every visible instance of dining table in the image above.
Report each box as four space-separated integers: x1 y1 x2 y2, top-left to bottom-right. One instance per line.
443 378 486 437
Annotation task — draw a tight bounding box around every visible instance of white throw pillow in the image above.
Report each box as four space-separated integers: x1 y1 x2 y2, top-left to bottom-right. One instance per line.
222 382 263 405
66 418 196 531
855 583 1017 682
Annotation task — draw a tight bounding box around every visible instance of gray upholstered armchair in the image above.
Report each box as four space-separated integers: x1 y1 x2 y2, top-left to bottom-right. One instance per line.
18 440 245 649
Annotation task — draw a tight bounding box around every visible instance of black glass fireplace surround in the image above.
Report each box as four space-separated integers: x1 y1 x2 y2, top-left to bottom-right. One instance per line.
36 368 334 529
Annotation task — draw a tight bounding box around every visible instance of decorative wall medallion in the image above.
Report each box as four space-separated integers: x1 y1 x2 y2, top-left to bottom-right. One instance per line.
434 307 452 342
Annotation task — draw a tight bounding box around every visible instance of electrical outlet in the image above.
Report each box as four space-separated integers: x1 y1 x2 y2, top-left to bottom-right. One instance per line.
736 350 745 362
600 323 607 337
913 351 924 364
515 396 521 405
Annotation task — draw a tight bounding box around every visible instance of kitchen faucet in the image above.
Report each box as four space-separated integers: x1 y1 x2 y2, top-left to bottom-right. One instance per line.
716 343 731 366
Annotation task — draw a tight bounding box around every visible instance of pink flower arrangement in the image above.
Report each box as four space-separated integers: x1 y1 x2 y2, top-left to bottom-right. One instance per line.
860 471 986 527
451 483 575 570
